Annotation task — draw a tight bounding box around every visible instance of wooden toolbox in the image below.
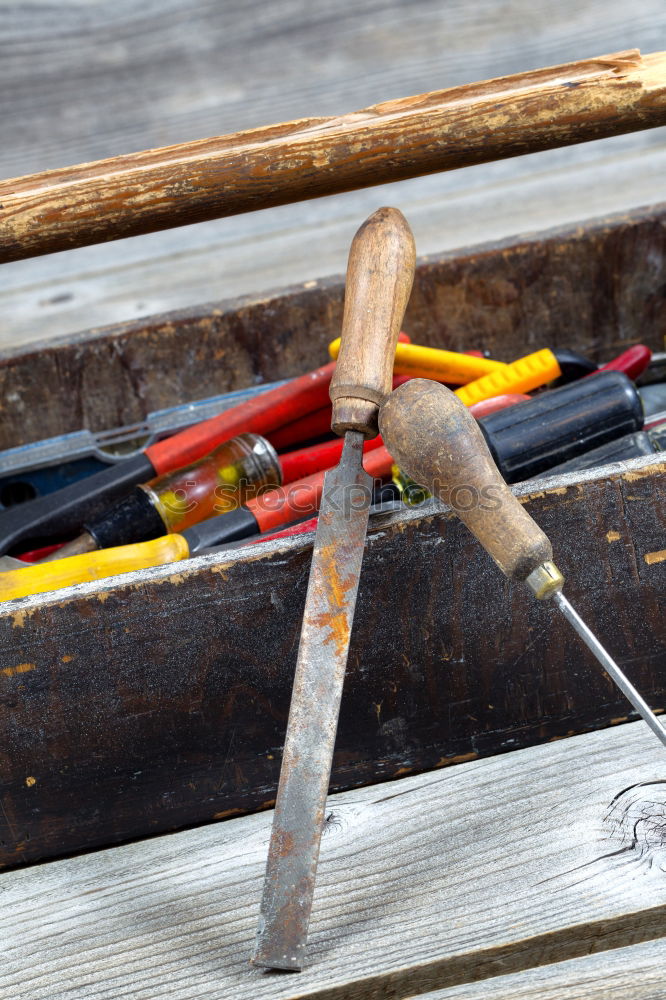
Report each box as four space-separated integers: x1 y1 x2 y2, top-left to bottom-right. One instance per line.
0 201 664 871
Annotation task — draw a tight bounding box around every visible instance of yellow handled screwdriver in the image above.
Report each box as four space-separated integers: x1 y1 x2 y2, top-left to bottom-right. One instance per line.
329 335 507 383
330 336 561 398
379 378 666 751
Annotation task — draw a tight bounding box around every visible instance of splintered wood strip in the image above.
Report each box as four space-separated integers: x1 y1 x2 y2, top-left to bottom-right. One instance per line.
1 49 665 262
415 938 666 999
1 722 665 1000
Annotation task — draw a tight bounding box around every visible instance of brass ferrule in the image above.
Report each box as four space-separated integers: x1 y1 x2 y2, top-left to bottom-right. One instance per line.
525 560 565 600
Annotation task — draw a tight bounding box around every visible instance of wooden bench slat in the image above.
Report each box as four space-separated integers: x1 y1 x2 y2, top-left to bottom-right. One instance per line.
1 721 665 999
415 938 666 999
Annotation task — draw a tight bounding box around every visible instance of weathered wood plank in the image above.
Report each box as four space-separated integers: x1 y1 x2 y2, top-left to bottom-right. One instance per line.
2 203 665 450
0 455 664 869
1 0 665 348
1 722 665 999
3 50 666 262
416 938 666 999
2 134 665 351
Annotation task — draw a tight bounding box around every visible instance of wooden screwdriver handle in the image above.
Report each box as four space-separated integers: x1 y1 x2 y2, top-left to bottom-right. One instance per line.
330 207 415 438
378 379 552 580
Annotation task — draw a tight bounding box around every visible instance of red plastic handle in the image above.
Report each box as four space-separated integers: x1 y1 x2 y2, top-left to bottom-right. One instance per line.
469 393 531 419
248 444 393 534
280 435 383 483
592 344 652 380
268 406 333 451
147 362 335 476
270 374 415 451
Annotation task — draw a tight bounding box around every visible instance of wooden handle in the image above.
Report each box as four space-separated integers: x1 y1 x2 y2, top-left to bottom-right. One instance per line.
330 207 415 438
378 379 552 580
2 50 665 263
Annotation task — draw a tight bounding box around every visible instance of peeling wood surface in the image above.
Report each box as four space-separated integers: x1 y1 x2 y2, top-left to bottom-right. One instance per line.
2 48 665 262
418 938 666 999
1 0 666 347
1 722 665 999
1 203 665 450
0 457 664 869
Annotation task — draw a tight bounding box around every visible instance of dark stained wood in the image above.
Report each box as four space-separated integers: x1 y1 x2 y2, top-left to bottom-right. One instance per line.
0 203 664 870
1 203 665 451
0 457 664 870
1 50 665 262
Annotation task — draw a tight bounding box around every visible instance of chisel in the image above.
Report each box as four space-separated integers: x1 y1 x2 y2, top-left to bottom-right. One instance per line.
379 379 666 750
252 207 415 971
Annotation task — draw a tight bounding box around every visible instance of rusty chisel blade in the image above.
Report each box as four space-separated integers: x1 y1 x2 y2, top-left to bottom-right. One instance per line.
252 430 372 971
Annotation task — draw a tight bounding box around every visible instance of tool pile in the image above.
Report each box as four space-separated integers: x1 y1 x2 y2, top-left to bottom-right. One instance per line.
1 207 664 971
1 47 666 987
0 212 663 601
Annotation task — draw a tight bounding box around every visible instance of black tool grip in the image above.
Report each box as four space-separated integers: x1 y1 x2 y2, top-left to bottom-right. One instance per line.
0 453 154 556
478 371 644 483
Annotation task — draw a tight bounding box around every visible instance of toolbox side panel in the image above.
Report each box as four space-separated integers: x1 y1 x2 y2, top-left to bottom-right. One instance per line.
0 461 664 869
0 205 664 450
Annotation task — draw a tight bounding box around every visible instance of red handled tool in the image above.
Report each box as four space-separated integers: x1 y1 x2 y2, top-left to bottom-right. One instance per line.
269 375 413 450
0 364 336 555
592 344 652 380
41 435 386 561
171 444 393 550
0 446 395 602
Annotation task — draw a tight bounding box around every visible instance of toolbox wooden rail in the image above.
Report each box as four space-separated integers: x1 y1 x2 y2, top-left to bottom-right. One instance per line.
1 49 665 263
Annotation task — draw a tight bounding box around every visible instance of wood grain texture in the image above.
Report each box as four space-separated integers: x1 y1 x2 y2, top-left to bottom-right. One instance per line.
1 49 665 262
0 454 664 869
416 938 666 999
330 207 415 436
4 0 666 181
379 379 554 580
1 203 665 451
1 131 665 352
2 0 666 348
1 722 665 999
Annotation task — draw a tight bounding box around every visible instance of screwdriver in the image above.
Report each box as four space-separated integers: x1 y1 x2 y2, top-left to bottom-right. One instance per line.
40 432 283 561
328 335 506 383
40 434 384 562
378 379 666 750
0 447 394 601
0 361 338 555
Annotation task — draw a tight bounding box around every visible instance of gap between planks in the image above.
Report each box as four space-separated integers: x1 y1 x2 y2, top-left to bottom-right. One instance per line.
0 721 665 999
414 936 666 999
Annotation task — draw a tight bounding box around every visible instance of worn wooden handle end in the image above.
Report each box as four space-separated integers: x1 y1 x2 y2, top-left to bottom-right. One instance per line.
379 379 553 580
331 207 415 438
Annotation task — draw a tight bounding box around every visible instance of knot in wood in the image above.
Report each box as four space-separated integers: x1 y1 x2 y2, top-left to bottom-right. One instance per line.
604 780 666 873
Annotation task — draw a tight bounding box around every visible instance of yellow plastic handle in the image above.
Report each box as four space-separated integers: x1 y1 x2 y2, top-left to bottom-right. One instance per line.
455 349 561 406
0 534 190 603
328 336 506 384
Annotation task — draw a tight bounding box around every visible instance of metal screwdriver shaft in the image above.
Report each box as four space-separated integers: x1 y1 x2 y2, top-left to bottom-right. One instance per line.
379 378 666 759
553 590 666 748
